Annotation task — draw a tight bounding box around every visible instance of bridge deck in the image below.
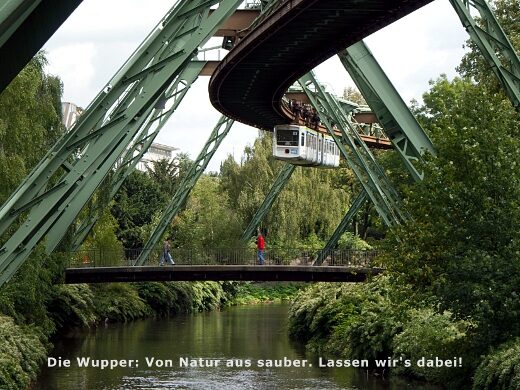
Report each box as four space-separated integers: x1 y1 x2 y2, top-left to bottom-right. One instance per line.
64 265 383 283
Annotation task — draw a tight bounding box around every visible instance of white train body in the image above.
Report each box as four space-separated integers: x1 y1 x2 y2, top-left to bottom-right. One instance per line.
273 124 340 168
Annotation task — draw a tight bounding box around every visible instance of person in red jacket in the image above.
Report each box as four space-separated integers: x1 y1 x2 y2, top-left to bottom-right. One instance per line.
256 228 265 265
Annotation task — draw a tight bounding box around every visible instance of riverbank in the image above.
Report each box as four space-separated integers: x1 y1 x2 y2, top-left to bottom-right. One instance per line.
287 277 520 389
0 280 302 389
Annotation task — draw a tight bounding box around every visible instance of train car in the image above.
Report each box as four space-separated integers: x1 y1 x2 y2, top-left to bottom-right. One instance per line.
273 124 340 168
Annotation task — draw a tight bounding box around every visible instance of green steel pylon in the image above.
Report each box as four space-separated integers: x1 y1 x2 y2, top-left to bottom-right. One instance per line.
70 61 206 251
314 190 367 266
298 71 407 227
240 162 296 242
338 41 436 182
135 115 235 266
449 0 520 112
0 0 83 92
0 0 243 287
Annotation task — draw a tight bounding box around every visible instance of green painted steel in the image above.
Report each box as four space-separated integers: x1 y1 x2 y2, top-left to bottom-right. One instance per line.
240 162 296 242
0 0 39 47
0 0 243 287
69 61 206 252
298 71 407 227
315 190 367 265
449 0 520 112
0 0 83 92
135 115 235 266
339 41 436 182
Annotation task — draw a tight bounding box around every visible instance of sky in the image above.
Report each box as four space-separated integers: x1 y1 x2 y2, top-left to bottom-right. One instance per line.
42 0 469 172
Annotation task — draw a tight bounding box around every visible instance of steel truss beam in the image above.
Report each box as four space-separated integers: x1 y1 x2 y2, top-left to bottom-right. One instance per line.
135 115 235 266
314 191 367 265
339 41 436 182
70 61 206 251
449 0 520 112
240 162 295 242
0 0 243 287
298 71 407 227
0 0 83 92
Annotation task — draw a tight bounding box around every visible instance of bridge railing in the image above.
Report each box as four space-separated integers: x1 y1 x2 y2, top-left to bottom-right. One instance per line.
68 248 380 268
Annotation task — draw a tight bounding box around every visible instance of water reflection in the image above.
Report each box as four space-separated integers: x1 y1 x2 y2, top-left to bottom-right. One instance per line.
36 304 436 390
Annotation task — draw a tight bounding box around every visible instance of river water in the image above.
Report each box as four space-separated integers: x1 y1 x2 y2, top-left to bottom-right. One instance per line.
35 304 434 389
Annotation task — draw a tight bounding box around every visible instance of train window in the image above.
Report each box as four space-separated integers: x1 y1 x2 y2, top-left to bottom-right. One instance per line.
301 133 305 146
276 129 299 146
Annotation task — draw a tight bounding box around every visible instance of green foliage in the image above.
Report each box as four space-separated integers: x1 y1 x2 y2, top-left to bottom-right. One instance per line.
47 284 97 329
337 232 372 250
111 171 168 249
232 282 302 304
174 175 243 250
473 338 520 390
382 76 520 349
92 284 151 322
0 316 46 390
392 308 474 385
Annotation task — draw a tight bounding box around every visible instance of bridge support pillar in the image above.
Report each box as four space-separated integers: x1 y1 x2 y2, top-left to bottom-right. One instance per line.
449 0 520 112
339 41 435 182
298 71 407 227
0 0 243 287
70 61 205 251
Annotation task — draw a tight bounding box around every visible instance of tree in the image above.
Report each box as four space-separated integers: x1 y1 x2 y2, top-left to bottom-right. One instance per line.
382 75 520 349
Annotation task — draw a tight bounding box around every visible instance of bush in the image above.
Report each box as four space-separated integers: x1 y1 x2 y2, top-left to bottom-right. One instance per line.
0 316 46 390
392 308 474 385
92 284 151 322
473 338 520 390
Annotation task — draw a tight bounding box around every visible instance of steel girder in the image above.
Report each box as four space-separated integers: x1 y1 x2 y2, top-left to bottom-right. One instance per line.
338 41 436 182
298 71 407 227
70 61 206 252
314 190 367 265
240 162 296 242
135 115 235 266
0 0 83 92
449 0 520 112
0 0 243 287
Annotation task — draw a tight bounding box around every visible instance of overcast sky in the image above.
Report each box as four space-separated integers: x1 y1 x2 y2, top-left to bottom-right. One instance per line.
43 0 469 172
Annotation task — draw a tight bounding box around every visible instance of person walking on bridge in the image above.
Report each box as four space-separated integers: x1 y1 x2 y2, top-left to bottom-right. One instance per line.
160 239 175 266
257 228 265 265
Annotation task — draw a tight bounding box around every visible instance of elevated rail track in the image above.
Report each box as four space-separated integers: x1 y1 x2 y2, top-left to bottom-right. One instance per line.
209 0 433 131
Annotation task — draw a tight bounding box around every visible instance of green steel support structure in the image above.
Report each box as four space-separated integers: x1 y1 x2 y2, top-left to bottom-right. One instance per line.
449 0 520 112
0 0 83 92
298 71 407 227
70 61 206 252
240 163 296 242
338 41 436 182
314 191 367 265
135 115 235 266
0 0 242 287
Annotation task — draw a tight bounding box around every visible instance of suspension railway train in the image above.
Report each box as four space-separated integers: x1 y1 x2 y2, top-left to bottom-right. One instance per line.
273 124 340 168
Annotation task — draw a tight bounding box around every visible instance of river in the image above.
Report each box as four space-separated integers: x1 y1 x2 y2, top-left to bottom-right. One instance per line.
35 304 435 389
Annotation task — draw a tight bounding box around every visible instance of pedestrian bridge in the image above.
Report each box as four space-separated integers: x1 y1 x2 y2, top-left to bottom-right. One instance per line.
64 248 382 283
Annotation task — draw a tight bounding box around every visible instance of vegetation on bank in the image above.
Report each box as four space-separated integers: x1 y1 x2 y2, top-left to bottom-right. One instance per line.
1 1 519 388
287 2 520 389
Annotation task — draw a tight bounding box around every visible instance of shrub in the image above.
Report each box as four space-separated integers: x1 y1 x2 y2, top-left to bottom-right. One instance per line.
473 338 520 390
92 284 151 322
0 316 46 390
392 308 474 385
